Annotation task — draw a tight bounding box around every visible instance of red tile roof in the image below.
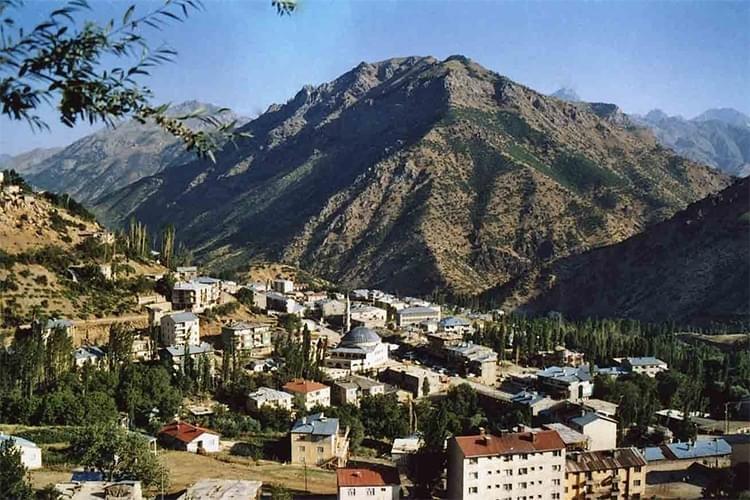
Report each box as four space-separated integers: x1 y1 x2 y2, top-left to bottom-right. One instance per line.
337 467 400 487
283 378 328 394
158 421 217 444
453 431 564 458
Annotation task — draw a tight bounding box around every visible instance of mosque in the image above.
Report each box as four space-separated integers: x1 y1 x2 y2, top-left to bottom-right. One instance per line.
324 297 389 372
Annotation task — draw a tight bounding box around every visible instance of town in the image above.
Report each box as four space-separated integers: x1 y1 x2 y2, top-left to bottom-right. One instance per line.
1 223 748 499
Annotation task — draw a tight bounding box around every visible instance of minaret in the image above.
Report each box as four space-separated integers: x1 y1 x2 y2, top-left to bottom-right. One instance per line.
345 293 351 333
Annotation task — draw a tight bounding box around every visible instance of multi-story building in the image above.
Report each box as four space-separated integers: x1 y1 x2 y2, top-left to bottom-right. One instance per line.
283 379 331 409
246 387 293 412
162 342 215 374
380 366 442 398
332 375 385 406
350 304 388 329
620 357 668 377
290 412 349 467
444 342 498 384
396 306 441 327
447 429 566 500
568 413 618 452
172 280 219 313
438 316 473 335
271 278 294 294
160 311 200 347
221 321 272 353
336 467 400 500
537 366 593 402
565 448 647 500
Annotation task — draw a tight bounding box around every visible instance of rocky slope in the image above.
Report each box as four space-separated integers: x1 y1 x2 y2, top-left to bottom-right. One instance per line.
482 177 750 324
11 101 244 203
94 56 729 295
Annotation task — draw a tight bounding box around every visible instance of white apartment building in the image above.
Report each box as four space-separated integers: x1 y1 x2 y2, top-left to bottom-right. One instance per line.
620 357 668 377
221 321 272 353
396 306 441 327
160 311 200 347
336 467 400 500
282 379 331 408
272 278 294 294
568 413 618 452
172 280 220 312
447 429 566 500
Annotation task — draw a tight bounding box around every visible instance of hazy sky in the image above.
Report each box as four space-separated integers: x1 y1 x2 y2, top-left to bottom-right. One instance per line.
1 0 748 155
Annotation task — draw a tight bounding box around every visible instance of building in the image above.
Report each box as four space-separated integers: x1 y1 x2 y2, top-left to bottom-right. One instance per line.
160 311 200 347
336 467 400 500
162 342 215 373
565 448 647 500
178 479 262 499
721 434 750 474
391 436 423 468
55 481 142 499
266 291 302 314
580 399 618 419
533 347 586 368
537 366 593 402
439 316 473 335
172 280 220 313
131 334 153 362
380 366 442 398
332 375 386 406
221 321 272 353
73 345 106 368
272 278 294 294
568 413 618 452
620 357 668 377
246 387 293 412
396 306 441 327
158 421 220 453
289 412 349 467
542 423 589 452
175 266 198 281
145 302 172 328
642 438 732 471
444 342 498 384
42 317 74 341
0 433 42 469
511 391 559 417
350 304 388 329
316 299 346 318
283 378 331 408
447 429 566 500
325 326 389 373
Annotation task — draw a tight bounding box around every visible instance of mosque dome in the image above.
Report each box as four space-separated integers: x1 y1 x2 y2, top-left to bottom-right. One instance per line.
339 326 381 347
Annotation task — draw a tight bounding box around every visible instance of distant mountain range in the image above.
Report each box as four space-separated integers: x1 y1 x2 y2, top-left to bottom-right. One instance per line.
482 177 749 324
2 101 245 203
550 88 750 177
90 56 727 296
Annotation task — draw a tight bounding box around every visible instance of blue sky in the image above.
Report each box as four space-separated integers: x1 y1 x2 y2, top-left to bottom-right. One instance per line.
1 0 748 155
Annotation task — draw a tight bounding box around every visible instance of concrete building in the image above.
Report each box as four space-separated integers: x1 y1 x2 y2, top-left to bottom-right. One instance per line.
0 434 42 469
533 347 586 368
42 317 74 341
283 378 331 409
271 278 294 294
396 305 441 327
290 412 349 467
162 342 215 373
444 342 498 384
325 326 389 373
350 304 388 329
55 481 142 499
447 429 566 500
158 421 220 453
569 413 618 452
391 436 423 468
542 423 589 452
221 321 272 353
565 448 647 500
511 391 559 417
172 280 220 313
620 357 668 377
246 387 293 412
175 266 198 281
145 302 172 328
266 291 302 314
438 316 473 335
316 299 346 318
537 366 593 402
178 479 262 499
642 438 732 471
73 345 106 368
336 467 400 500
160 311 200 347
380 366 442 398
332 375 386 406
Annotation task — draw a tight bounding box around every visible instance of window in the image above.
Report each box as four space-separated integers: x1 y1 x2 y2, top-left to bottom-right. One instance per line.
487 485 492 490
634 480 641 486
347 488 356 496
520 453 528 460
635 467 642 473
366 487 375 496
469 458 479 464
468 487 478 494
552 479 560 486
552 494 560 500
317 447 324 454
470 472 479 479
503 484 512 491
488 470 493 475
505 469 513 476
552 465 561 472
518 468 528 475
553 450 562 457
298 446 306 452
504 455 513 462
519 482 527 489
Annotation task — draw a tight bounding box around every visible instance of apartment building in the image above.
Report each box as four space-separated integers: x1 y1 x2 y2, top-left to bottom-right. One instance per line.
447 429 566 500
221 321 272 353
283 379 331 408
565 448 646 500
336 467 400 500
332 375 385 406
290 413 349 467
246 387 293 412
172 280 220 313
160 311 200 347
396 306 441 327
620 357 668 377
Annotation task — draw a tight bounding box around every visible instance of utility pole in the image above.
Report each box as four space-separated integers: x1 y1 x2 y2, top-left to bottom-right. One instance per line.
724 402 731 434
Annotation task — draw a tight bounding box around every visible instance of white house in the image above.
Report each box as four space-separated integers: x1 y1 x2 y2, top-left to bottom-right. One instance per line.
271 278 295 294
283 379 331 408
620 357 668 377
73 345 106 368
569 412 618 452
172 280 220 312
336 467 400 500
160 311 200 347
247 387 293 412
158 421 220 453
221 321 272 353
0 433 42 469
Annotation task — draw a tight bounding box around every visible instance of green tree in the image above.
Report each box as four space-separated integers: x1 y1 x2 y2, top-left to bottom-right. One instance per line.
0 438 34 500
360 393 409 441
422 377 430 397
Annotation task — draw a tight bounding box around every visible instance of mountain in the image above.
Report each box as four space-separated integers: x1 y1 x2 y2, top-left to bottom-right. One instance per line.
550 87 581 102
0 147 63 174
11 101 244 204
93 56 728 295
481 177 750 324
633 108 750 177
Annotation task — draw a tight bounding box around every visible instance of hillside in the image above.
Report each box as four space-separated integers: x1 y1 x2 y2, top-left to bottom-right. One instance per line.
11 101 244 204
483 177 750 324
94 56 728 295
0 173 167 327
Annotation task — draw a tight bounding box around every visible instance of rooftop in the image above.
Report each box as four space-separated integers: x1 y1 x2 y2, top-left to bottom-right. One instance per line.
335 375 383 391
74 345 106 360
624 356 667 367
164 342 214 357
643 438 731 462
398 306 440 316
158 421 218 444
336 467 400 487
222 321 268 331
439 316 470 327
248 387 292 401
566 448 647 473
173 281 211 291
453 430 565 458
537 365 591 384
570 412 616 427
183 479 262 499
542 423 589 446
339 326 381 347
166 311 199 323
283 378 329 394
291 413 339 436
0 433 38 449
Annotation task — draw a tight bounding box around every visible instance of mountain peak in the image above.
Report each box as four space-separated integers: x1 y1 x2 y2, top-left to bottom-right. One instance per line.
550 87 581 102
692 108 750 128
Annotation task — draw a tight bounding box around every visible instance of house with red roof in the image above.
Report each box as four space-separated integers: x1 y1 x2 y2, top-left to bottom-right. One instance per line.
282 378 331 408
336 466 400 500
447 429 566 500
158 421 220 454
